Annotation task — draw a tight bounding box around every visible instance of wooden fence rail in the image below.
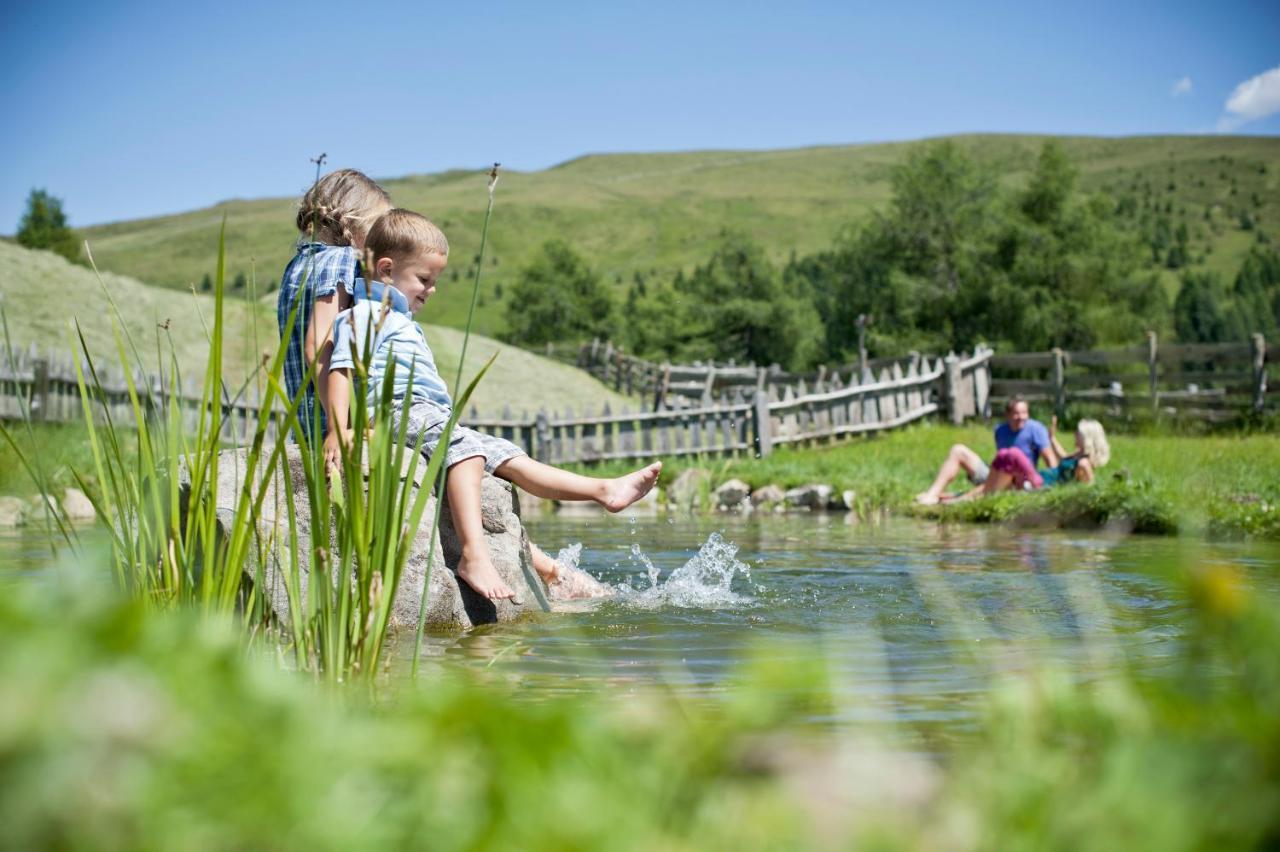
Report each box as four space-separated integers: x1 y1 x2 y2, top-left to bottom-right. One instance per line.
2 343 994 465
989 332 1270 421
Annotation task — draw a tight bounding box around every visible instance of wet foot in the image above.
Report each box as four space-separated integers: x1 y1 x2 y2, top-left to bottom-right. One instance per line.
456 549 520 603
601 462 663 513
914 492 940 506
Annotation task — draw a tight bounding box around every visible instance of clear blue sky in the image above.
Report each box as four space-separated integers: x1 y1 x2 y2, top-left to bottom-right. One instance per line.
2 0 1277 229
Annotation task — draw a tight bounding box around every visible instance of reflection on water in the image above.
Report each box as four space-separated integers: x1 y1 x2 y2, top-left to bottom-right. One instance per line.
406 512 1280 745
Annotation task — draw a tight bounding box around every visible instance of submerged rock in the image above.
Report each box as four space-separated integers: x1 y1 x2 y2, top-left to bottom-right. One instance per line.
210 445 549 631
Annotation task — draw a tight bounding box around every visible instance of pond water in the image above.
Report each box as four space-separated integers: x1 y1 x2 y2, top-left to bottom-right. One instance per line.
5 514 1278 750
409 511 1280 749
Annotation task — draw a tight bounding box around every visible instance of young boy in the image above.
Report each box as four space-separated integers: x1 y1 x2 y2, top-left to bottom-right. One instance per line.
325 209 661 601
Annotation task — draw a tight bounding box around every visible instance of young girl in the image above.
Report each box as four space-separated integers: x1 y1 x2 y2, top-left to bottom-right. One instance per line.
277 169 392 441
957 417 1110 499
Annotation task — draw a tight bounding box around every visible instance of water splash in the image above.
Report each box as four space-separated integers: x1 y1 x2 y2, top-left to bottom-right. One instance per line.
546 543 611 602
613 532 757 610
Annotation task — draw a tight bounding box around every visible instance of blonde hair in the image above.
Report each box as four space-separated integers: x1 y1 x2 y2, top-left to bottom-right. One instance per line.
1077 419 1110 468
296 169 392 246
365 208 450 261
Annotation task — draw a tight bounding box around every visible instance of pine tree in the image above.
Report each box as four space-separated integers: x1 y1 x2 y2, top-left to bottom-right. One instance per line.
16 189 81 263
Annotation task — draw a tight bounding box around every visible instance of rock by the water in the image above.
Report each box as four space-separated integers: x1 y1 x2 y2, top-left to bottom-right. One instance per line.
667 468 710 510
0 496 24 527
211 445 548 631
27 494 60 522
715 479 752 512
62 488 96 522
750 484 785 508
784 484 833 511
828 490 857 512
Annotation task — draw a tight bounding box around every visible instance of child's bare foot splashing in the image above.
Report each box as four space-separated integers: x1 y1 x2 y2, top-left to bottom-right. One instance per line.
601 462 662 513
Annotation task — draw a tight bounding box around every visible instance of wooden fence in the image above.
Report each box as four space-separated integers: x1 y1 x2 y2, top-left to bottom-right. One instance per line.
989 333 1271 421
467 347 992 463
1 342 994 465
0 343 277 445
549 338 931 411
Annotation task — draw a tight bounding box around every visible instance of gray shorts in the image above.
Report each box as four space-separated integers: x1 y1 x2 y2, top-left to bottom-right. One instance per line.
968 458 990 485
394 401 525 474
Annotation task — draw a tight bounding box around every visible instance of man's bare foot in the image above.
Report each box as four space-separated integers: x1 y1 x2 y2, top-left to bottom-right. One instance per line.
456 548 519 603
600 462 662 513
914 492 940 506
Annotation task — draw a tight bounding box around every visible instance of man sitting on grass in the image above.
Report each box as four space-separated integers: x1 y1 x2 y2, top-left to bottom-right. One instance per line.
914 395 1058 505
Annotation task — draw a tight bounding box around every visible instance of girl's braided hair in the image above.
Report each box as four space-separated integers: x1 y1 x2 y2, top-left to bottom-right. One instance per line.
296 168 392 246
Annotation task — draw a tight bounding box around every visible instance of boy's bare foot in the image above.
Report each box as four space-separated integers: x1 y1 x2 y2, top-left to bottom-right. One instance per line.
600 462 663 513
914 492 940 506
456 548 519 603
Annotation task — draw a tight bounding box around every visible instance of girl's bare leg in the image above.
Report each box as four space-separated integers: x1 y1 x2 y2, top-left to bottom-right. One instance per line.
529 542 561 583
446 456 517 601
916 444 986 505
495 456 662 513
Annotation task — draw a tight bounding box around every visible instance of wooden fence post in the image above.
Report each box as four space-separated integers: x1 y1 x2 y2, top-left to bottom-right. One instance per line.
1147 331 1159 417
534 410 550 462
653 362 670 411
1253 333 1268 413
1051 347 1066 420
753 389 773 457
943 353 962 425
31 357 50 422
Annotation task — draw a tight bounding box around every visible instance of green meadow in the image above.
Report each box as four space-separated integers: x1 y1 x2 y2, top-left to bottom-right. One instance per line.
79 134 1280 338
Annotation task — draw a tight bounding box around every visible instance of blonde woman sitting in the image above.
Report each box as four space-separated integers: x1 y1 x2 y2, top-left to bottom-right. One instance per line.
953 417 1110 500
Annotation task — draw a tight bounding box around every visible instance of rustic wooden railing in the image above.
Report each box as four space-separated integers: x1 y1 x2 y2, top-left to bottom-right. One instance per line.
547 338 933 411
989 332 1271 421
1 343 994 464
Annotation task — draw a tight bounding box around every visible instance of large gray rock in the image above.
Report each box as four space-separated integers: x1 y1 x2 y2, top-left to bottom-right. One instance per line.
211 445 548 631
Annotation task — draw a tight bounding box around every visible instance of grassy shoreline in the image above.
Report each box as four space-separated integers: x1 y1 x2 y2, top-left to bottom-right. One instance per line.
4 420 1278 540
567 422 1280 540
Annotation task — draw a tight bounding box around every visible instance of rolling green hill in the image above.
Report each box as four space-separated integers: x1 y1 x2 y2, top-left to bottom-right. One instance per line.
0 242 633 415
80 134 1280 340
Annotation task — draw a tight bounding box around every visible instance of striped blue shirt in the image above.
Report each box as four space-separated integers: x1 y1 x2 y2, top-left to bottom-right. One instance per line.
276 242 361 439
329 279 453 412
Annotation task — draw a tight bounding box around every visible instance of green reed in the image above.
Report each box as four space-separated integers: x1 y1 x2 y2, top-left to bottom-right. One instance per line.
27 203 490 679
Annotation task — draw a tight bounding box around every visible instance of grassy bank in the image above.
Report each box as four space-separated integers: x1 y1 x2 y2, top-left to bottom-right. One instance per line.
2 541 1278 849
572 422 1280 539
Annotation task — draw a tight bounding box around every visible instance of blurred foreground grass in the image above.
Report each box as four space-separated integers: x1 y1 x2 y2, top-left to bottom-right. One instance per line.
1 547 1278 849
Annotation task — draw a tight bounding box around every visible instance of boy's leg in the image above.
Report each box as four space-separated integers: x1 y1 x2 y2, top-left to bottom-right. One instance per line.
493 455 662 513
446 456 517 601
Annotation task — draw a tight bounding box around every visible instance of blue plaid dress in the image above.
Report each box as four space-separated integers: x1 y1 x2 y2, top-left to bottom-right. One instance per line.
276 242 361 440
